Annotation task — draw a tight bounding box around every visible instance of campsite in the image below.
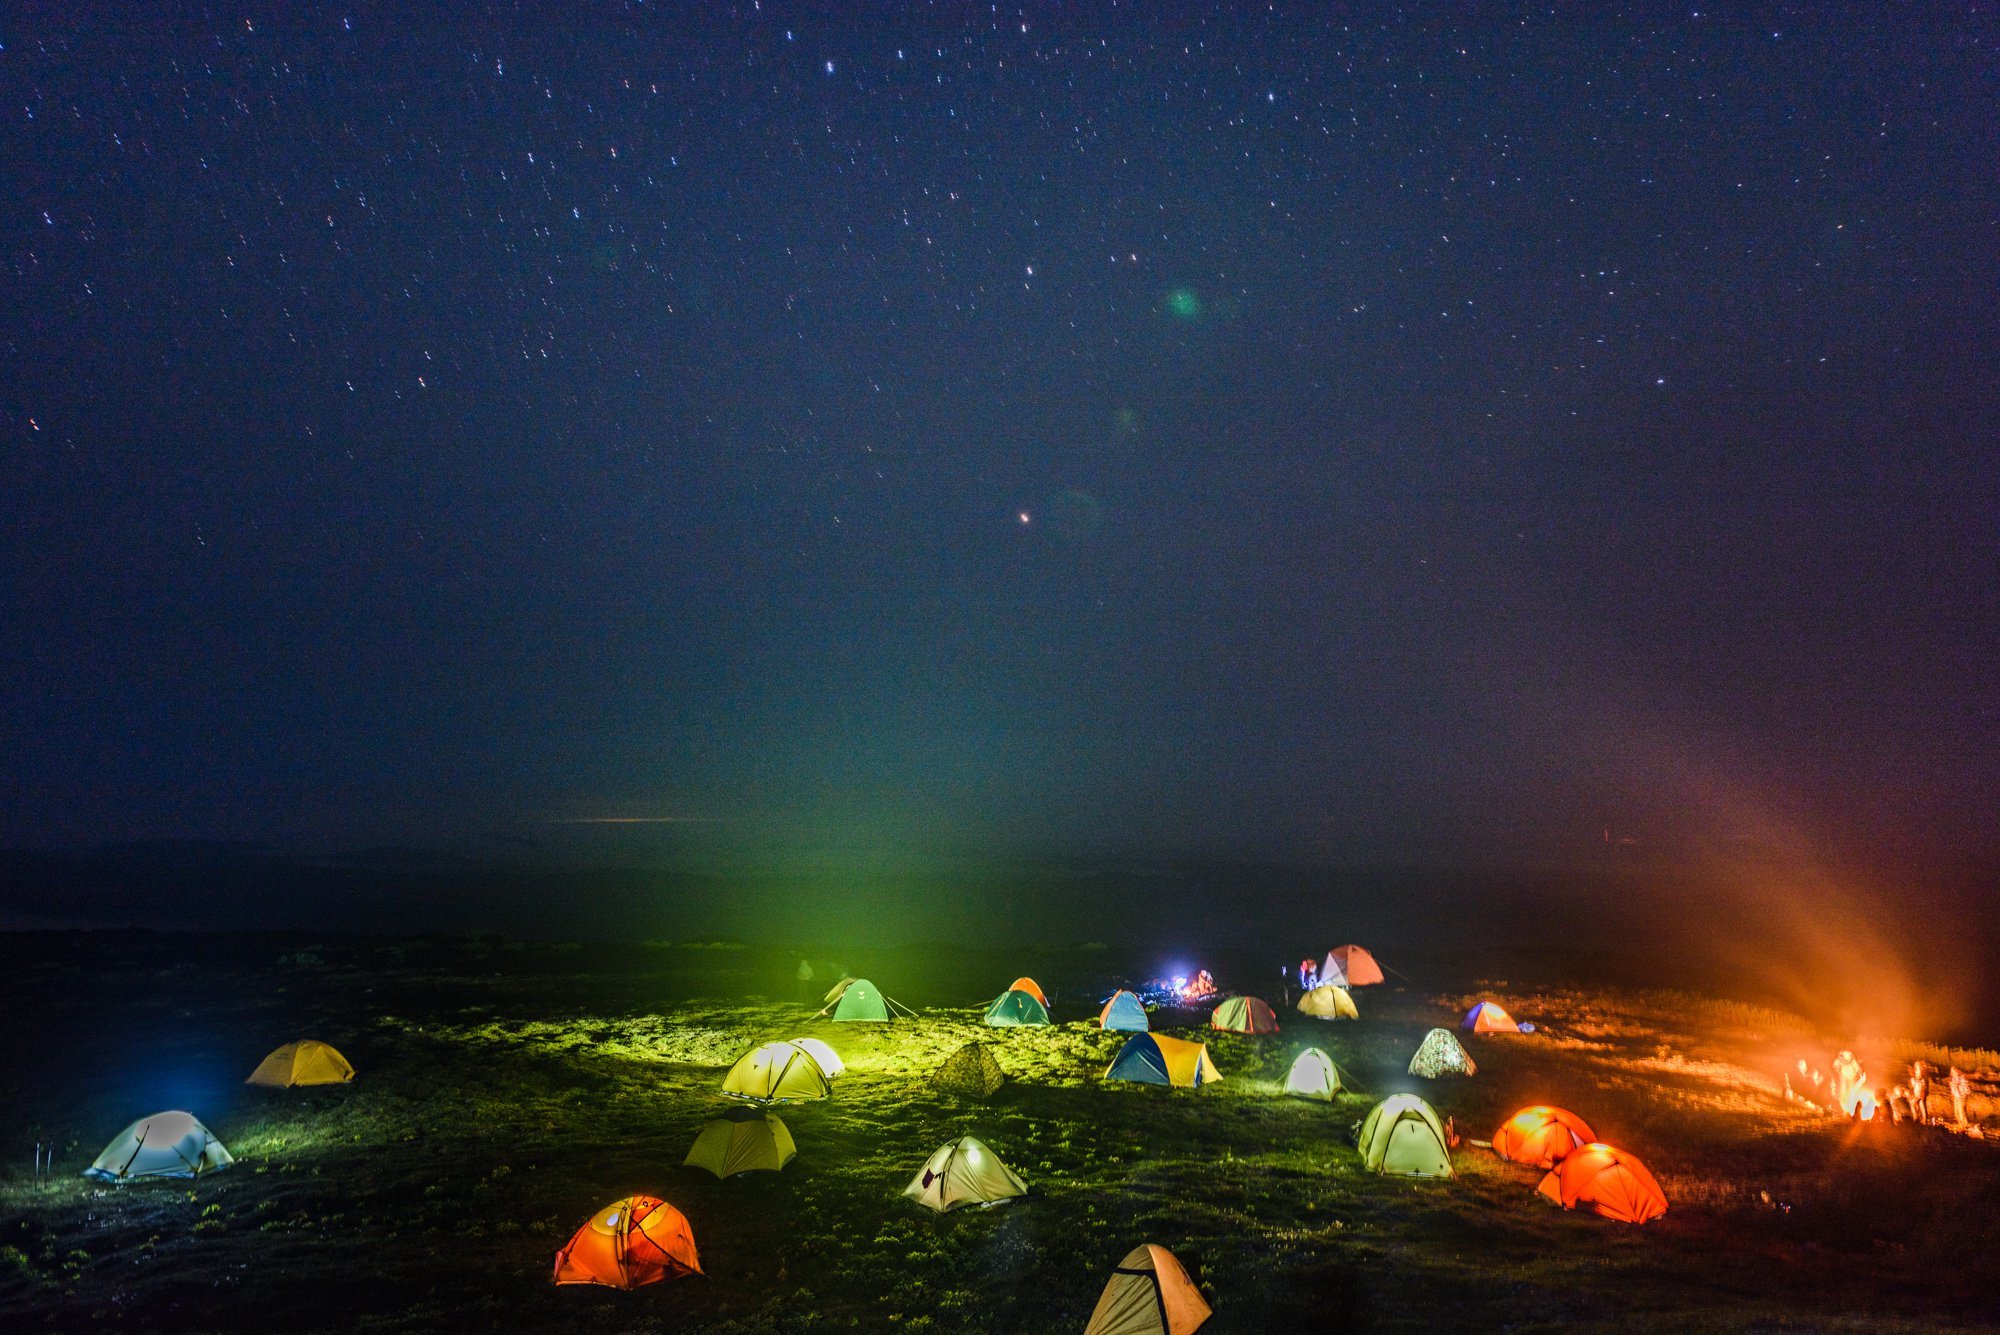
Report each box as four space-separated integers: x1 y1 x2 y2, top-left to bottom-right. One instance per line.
3 931 1998 1332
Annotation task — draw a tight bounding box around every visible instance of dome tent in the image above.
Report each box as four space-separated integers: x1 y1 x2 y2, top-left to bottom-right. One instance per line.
721 1042 831 1103
1538 1143 1668 1223
1356 1094 1454 1178
246 1039 355 1087
788 1036 844 1078
1462 1001 1524 1034
984 988 1052 1026
934 1042 1007 1098
1296 984 1358 1020
553 1195 701 1287
84 1111 233 1182
1492 1106 1596 1168
684 1106 796 1178
1283 1048 1343 1101
1105 1034 1222 1089
824 977 899 1022
1099 990 1150 1031
1408 1028 1477 1078
903 1135 1028 1212
1322 945 1385 986
1008 976 1049 1006
1210 995 1279 1034
1083 1243 1213 1335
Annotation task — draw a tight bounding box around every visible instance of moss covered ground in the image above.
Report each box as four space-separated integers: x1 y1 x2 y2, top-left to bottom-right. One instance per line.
1 933 1996 1332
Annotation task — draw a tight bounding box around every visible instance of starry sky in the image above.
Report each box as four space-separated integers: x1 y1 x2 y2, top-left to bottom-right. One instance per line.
3 5 1996 891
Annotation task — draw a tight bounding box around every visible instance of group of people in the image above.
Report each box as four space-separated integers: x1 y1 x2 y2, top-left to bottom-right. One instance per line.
1785 1052 1979 1131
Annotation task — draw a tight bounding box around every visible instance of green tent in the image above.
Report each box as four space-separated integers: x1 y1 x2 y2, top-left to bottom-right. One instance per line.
1356 1094 1454 1178
983 988 1051 1027
830 977 892 1022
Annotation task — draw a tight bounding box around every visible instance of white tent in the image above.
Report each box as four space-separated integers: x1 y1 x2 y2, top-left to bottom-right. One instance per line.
84 1111 233 1182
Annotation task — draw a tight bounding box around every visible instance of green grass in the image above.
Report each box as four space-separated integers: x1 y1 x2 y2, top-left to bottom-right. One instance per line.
1 936 1996 1331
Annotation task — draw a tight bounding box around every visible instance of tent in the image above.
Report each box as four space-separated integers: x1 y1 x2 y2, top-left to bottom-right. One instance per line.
1099 990 1150 1032
1105 1034 1222 1089
84 1111 233 1182
1210 996 1279 1034
934 1043 1007 1098
829 977 893 1022
1008 976 1049 1007
789 1036 845 1078
1283 1048 1342 1101
1462 1001 1523 1034
984 988 1052 1027
721 1041 832 1102
1083 1243 1213 1335
246 1039 355 1087
1324 945 1385 986
1537 1143 1668 1223
1492 1106 1596 1168
1408 1028 1477 1078
903 1135 1028 1212
1296 984 1358 1020
1356 1094 1454 1178
553 1195 701 1287
685 1107 796 1178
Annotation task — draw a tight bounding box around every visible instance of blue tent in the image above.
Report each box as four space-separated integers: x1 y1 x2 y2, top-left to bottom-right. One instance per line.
1103 1033 1222 1088
1098 990 1149 1032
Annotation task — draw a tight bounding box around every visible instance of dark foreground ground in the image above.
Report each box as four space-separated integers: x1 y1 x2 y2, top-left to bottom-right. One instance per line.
2 933 1997 1332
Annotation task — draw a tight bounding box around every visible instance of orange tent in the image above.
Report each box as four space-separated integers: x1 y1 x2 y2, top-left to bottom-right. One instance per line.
1209 996 1279 1034
553 1196 702 1288
1009 977 1049 1007
1325 945 1384 986
1491 1106 1596 1168
1462 1001 1522 1034
1537 1144 1668 1224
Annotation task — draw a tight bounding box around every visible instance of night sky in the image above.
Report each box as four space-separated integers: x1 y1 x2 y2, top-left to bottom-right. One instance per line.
4 6 1996 892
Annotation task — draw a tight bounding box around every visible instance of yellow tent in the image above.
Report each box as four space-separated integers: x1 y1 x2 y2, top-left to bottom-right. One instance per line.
1283 1048 1342 1101
1104 1034 1223 1088
788 1036 844 1078
684 1107 796 1178
1357 1094 1454 1178
903 1136 1028 1212
1084 1243 1213 1335
721 1041 831 1102
1296 984 1358 1020
246 1040 355 1087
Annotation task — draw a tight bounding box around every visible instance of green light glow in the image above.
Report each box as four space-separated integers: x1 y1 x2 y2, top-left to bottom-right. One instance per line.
1165 288 1202 319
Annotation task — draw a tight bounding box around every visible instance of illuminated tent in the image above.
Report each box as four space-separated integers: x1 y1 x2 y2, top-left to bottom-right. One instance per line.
721 1041 831 1103
1210 996 1280 1034
788 1036 844 1078
1283 1048 1343 1101
685 1107 796 1178
935 1043 1007 1098
1537 1143 1668 1223
828 977 893 1022
903 1135 1028 1213
1083 1243 1213 1335
1105 1034 1222 1089
1408 1028 1477 1078
84 1111 233 1182
1297 984 1358 1020
1008 977 1049 1007
1462 1001 1523 1034
1357 1094 1453 1178
1099 990 1150 1031
553 1195 701 1287
1323 945 1385 986
984 988 1052 1027
245 1039 355 1087
1492 1106 1596 1168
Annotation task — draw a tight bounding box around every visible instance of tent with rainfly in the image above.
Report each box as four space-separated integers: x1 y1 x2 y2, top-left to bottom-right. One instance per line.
721 1041 832 1102
827 977 893 1022
684 1106 796 1178
553 1195 701 1288
246 1039 355 1087
1099 990 1149 1032
1357 1094 1454 1178
1492 1105 1596 1168
1408 1027 1477 1078
1538 1143 1668 1223
903 1135 1028 1212
934 1042 1007 1098
1083 1243 1213 1335
1462 1001 1524 1034
84 1111 233 1182
1296 984 1358 1020
1210 995 1279 1034
984 988 1052 1026
1283 1048 1342 1101
1322 945 1385 987
1105 1034 1222 1089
